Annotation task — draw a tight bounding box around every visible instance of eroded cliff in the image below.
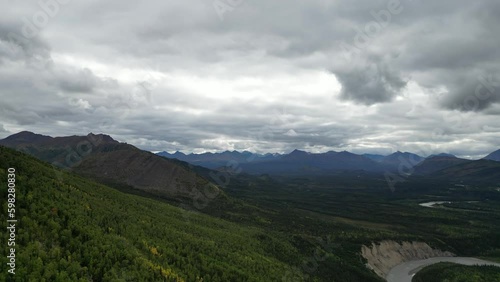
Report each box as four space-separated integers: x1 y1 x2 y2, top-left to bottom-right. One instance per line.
361 240 455 279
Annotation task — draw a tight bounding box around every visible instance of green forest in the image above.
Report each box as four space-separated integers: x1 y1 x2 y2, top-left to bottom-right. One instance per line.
0 147 301 281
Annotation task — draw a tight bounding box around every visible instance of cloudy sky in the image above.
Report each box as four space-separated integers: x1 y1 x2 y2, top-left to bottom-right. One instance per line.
0 0 499 158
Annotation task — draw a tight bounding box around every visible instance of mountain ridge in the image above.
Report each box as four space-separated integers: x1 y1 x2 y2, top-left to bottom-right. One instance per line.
413 156 471 176
2 131 500 181
0 131 223 207
484 149 500 162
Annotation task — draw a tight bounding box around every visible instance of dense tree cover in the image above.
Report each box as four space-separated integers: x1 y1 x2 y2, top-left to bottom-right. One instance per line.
0 147 302 281
412 262 500 282
223 173 500 258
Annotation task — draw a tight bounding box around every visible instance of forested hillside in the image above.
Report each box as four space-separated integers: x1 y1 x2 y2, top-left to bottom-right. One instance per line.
0 147 304 281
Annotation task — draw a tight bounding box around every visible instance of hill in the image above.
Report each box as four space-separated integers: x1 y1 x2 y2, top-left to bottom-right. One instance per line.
362 154 386 162
427 159 500 184
0 132 221 206
379 151 424 172
413 156 471 175
428 153 457 158
0 146 307 281
484 149 500 162
0 131 53 146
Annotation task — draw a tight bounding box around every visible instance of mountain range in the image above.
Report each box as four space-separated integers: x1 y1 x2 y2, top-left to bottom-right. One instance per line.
2 131 500 185
158 145 500 182
157 150 281 169
159 147 500 177
159 149 430 174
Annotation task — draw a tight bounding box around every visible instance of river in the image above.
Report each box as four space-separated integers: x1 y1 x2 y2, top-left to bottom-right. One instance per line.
419 201 451 208
419 201 479 208
386 257 500 282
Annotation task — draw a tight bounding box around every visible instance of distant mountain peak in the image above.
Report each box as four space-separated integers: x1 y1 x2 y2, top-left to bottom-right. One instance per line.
87 132 116 143
393 151 414 156
381 151 424 169
362 154 386 162
428 153 457 159
290 149 307 154
1 131 53 145
483 149 500 162
166 151 186 157
5 131 48 139
13 130 36 135
157 151 182 159
387 151 422 157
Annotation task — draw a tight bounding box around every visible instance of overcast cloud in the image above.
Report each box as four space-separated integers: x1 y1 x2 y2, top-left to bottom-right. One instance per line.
0 0 499 158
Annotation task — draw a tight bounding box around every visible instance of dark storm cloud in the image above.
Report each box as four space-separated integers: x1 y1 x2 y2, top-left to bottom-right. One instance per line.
333 61 407 105
437 73 500 112
0 22 54 83
0 20 50 60
321 0 500 109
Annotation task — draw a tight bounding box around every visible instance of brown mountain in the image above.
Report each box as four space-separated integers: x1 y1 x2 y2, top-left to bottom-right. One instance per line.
0 131 222 205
